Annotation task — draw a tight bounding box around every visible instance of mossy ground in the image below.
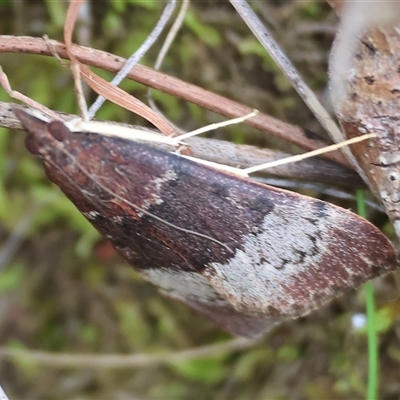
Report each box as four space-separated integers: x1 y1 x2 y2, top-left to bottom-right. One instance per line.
0 1 399 399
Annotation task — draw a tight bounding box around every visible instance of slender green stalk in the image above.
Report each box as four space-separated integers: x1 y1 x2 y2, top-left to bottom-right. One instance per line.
356 189 378 400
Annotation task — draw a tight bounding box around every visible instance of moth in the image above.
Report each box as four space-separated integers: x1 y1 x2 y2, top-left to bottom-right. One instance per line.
15 107 398 337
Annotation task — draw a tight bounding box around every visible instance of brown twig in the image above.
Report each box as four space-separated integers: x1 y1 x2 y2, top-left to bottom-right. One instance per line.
0 101 363 188
0 35 352 169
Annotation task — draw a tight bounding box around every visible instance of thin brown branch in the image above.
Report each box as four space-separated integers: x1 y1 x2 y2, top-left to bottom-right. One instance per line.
0 101 364 188
0 35 352 169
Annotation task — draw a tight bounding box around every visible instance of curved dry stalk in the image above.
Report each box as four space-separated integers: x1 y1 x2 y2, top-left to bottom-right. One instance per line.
0 337 257 370
64 1 175 135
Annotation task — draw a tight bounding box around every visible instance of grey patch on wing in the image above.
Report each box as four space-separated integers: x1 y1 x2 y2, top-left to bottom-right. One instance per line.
140 268 226 305
140 268 280 337
204 202 330 315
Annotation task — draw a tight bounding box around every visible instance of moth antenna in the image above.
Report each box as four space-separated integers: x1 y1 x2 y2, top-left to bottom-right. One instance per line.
243 133 376 175
178 132 375 178
52 143 234 254
175 110 258 141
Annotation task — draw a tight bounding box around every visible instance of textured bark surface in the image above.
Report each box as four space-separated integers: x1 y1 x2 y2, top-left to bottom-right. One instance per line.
330 3 400 239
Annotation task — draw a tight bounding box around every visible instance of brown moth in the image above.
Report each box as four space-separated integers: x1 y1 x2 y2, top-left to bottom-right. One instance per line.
14 107 398 337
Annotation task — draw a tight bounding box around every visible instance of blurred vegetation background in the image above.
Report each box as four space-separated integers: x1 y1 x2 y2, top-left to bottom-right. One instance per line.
0 0 399 399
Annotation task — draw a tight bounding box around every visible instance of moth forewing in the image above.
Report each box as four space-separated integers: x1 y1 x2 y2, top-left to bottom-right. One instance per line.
15 108 398 337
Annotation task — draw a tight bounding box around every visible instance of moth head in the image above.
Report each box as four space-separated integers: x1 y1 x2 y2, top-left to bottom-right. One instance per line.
13 107 70 158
